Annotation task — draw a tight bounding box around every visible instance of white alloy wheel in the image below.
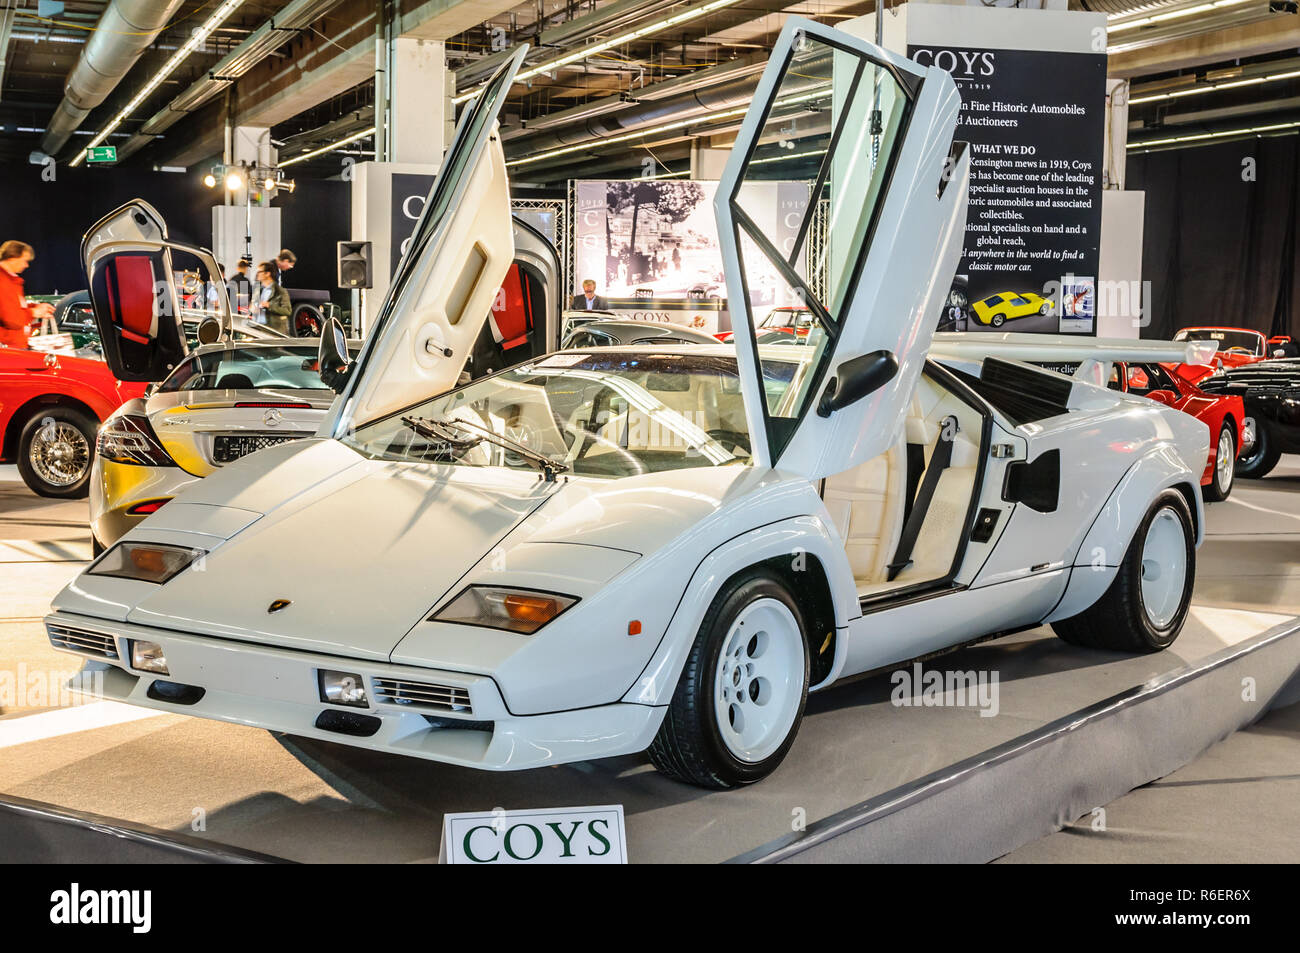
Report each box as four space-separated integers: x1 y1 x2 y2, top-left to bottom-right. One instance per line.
1140 507 1188 628
1215 426 1235 493
713 597 804 763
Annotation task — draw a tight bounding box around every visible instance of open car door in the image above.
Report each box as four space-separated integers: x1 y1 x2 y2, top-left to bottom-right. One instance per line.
717 18 969 478
333 46 527 432
81 199 229 382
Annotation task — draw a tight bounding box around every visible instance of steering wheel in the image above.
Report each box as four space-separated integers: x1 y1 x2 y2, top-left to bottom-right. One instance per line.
706 429 751 456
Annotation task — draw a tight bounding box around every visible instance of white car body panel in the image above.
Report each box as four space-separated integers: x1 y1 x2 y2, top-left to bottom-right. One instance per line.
46 23 1210 775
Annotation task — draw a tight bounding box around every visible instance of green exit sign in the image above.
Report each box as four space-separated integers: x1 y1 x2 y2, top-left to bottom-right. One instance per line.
85 145 117 163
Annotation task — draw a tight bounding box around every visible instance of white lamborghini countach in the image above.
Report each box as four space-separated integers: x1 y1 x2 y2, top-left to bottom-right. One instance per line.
49 23 1209 789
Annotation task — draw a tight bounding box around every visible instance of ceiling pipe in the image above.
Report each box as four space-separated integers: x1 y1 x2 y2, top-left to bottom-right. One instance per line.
41 0 186 156
114 0 349 162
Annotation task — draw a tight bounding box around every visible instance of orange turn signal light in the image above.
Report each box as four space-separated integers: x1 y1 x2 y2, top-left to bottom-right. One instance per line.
628 620 642 636
129 548 170 575
503 594 561 624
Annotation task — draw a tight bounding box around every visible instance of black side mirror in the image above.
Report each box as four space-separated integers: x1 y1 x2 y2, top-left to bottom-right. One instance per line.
817 350 898 418
318 317 352 393
196 316 222 345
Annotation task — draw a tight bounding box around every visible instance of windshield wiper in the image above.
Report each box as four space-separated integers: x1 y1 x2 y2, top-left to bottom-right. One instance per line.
400 414 569 482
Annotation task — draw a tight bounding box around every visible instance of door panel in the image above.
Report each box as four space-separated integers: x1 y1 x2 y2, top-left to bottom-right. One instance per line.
716 18 968 478
81 200 229 382
335 46 528 431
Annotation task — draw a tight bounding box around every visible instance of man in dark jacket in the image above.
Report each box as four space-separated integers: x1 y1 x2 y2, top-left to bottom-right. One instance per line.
252 260 292 334
570 279 610 311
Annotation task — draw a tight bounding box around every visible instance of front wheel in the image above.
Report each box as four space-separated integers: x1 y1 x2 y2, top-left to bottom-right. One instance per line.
16 407 97 499
1235 417 1279 479
1202 421 1236 502
1052 489 1195 653
648 572 809 788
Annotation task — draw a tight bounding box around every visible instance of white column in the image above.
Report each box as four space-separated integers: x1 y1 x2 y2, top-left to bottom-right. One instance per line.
389 37 449 165
689 142 729 180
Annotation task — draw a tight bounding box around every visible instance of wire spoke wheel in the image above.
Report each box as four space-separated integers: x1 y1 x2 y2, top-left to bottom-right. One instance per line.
29 420 90 488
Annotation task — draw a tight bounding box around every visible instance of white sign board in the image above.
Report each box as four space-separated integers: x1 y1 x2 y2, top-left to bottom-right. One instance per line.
441 805 628 864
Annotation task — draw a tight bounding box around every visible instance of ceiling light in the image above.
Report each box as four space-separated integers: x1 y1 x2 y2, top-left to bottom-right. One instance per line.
455 0 747 106
507 87 827 168
69 0 245 166
203 172 217 188
1128 119 1300 150
279 126 377 168
1108 0 1252 34
1129 67 1300 104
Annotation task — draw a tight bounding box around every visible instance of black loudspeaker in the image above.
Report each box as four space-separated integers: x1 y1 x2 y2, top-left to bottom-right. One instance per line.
337 241 372 289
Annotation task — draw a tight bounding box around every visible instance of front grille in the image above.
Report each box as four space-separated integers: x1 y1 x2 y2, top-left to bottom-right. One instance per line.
373 678 472 714
47 624 118 659
212 432 304 464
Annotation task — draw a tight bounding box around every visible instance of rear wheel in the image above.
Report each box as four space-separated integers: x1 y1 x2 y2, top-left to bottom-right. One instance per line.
1235 416 1279 479
990 313 1006 327
649 571 809 788
16 407 97 499
1202 421 1236 502
1052 489 1194 653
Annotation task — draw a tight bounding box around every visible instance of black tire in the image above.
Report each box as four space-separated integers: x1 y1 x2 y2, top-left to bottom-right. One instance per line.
16 407 97 499
1052 489 1195 653
648 571 809 789
1201 420 1235 503
1235 418 1280 480
990 314 1006 327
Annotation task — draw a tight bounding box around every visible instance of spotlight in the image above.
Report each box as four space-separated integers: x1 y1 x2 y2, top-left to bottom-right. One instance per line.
202 172 216 188
225 171 243 191
263 176 277 191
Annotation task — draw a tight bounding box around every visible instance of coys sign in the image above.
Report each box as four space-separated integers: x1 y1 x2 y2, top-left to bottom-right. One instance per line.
441 805 628 864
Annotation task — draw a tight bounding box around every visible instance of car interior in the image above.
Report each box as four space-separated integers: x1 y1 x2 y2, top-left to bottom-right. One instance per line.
821 370 987 600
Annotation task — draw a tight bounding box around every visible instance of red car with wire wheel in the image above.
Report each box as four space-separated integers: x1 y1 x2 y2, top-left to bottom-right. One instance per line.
0 345 146 498
715 306 816 343
1111 360 1245 502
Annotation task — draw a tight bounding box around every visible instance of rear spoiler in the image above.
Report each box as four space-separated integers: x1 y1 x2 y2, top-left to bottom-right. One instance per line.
930 332 1219 386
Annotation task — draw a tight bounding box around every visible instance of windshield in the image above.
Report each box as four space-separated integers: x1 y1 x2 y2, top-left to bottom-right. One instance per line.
759 308 815 330
343 350 811 478
157 345 326 393
1175 328 1262 354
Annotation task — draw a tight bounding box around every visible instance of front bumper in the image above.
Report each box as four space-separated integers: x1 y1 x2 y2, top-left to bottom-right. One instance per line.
90 459 201 549
44 611 663 770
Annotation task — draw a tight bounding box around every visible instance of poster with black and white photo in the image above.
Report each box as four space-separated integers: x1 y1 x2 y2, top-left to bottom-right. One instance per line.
572 179 808 333
907 44 1106 334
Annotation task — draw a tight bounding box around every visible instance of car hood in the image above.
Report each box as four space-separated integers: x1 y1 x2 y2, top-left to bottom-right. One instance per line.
59 438 756 663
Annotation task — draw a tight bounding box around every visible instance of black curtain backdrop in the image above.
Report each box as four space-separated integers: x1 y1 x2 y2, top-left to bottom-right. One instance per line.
1127 135 1300 341
0 164 350 302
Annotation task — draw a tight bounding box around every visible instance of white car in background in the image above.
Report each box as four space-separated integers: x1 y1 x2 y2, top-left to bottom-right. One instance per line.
47 25 1208 789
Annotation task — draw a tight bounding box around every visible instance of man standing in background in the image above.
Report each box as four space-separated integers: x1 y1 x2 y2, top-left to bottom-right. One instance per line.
0 241 53 349
571 279 610 310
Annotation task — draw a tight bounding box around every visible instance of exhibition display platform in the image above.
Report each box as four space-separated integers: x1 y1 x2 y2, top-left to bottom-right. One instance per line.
3 451 1298 862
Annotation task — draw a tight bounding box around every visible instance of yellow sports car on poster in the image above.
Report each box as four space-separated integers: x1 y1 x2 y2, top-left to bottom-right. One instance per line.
971 291 1055 327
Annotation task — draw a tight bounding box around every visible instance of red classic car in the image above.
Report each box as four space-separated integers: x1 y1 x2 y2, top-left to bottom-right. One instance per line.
1173 326 1288 370
1 345 147 498
1112 360 1245 501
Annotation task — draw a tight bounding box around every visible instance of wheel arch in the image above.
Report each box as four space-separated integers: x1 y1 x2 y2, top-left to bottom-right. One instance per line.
622 515 856 707
3 393 102 463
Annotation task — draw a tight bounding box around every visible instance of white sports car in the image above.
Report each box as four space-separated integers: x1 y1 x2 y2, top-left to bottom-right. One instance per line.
48 24 1208 789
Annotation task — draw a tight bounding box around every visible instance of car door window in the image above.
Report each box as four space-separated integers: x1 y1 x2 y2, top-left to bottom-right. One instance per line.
728 31 913 458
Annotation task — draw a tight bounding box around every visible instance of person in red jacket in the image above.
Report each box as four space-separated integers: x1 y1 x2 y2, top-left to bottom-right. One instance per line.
0 241 53 349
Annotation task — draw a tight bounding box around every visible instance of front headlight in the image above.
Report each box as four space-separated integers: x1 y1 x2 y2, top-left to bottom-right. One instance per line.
89 542 205 584
131 640 169 675
97 414 177 467
432 586 578 635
